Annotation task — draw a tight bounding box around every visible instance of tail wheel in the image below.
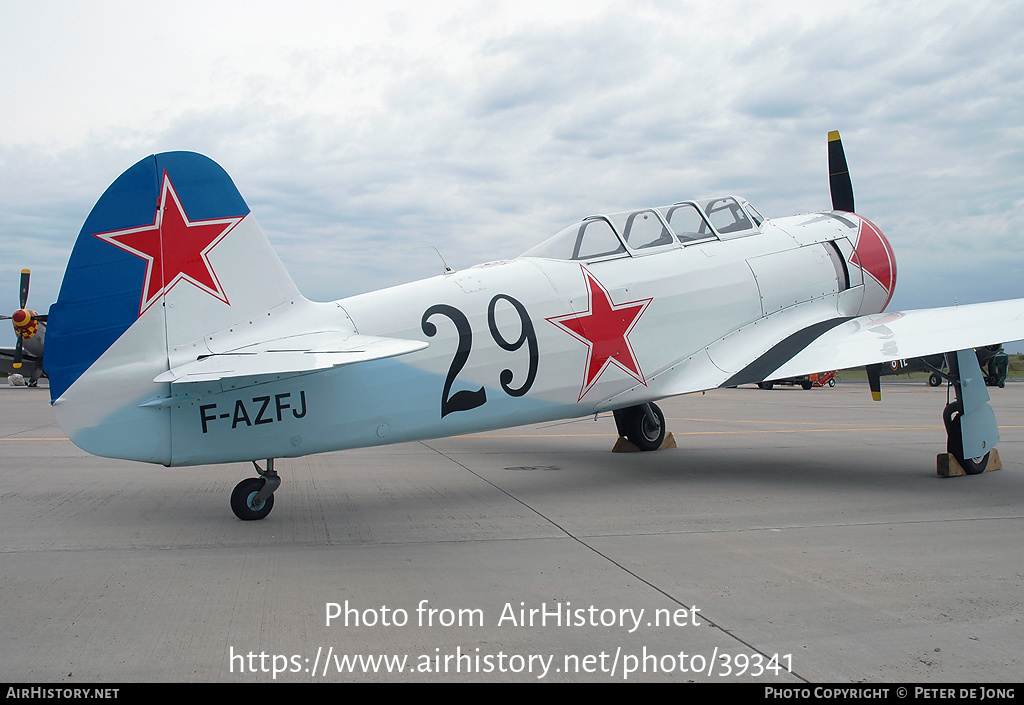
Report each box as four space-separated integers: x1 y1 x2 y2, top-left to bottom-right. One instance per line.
942 402 989 475
928 372 942 387
231 477 275 520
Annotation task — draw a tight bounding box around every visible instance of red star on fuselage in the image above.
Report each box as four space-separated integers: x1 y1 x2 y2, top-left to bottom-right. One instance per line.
547 266 652 401
94 172 242 315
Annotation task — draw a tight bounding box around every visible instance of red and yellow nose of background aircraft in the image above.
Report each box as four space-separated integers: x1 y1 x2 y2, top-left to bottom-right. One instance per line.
44 132 1024 519
1 269 47 387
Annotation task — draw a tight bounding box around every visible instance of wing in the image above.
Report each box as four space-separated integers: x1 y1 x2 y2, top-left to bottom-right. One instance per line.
764 299 1024 381
620 298 1024 404
0 347 42 376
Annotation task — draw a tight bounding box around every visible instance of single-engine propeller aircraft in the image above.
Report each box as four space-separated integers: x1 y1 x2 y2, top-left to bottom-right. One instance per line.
879 346 1007 388
1 269 47 386
45 132 1024 520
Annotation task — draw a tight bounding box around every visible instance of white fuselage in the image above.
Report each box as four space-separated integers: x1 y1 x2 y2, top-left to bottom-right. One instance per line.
157 210 889 465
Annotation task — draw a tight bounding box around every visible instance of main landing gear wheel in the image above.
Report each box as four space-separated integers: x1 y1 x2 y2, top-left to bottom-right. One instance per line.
942 402 989 475
615 402 666 451
231 477 275 520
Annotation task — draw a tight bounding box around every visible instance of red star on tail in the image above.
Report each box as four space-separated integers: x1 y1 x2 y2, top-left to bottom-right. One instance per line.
94 172 242 315
547 266 652 401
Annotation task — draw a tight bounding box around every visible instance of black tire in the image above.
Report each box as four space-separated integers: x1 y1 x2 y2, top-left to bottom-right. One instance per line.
231 477 275 520
801 380 813 390
624 403 666 451
828 378 836 387
961 452 990 475
928 373 942 387
758 382 773 390
941 403 989 475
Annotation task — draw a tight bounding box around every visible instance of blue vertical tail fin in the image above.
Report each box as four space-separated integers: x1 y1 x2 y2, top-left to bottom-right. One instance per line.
47 152 301 462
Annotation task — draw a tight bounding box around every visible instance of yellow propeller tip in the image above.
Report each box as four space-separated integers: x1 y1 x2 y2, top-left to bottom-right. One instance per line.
828 130 842 142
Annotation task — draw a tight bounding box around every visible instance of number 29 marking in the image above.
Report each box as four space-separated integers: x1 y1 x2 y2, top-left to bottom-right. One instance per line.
421 294 539 418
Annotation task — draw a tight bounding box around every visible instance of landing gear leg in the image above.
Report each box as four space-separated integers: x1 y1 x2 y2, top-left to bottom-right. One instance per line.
939 351 998 476
943 402 989 474
230 459 281 520
613 402 666 451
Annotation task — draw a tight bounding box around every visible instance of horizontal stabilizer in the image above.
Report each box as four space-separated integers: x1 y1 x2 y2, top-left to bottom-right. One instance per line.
154 331 427 384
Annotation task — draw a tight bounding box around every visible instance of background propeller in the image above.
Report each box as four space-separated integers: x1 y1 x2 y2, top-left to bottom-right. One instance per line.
2 269 45 369
828 130 855 212
20 268 29 309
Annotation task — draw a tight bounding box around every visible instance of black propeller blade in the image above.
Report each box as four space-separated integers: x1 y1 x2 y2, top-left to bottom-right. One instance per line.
828 130 855 213
866 362 883 402
19 268 30 309
7 269 32 368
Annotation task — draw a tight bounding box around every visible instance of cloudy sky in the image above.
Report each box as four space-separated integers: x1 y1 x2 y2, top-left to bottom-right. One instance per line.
2 0 1023 350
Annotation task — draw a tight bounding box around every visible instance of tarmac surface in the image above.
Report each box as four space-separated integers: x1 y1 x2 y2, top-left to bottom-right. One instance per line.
2 379 1023 683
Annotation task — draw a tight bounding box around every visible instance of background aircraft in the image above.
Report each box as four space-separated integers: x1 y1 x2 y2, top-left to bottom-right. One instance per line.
44 133 1024 520
878 346 1007 388
1 269 47 386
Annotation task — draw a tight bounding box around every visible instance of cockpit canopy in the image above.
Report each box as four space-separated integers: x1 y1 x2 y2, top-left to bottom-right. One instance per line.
522 196 763 261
